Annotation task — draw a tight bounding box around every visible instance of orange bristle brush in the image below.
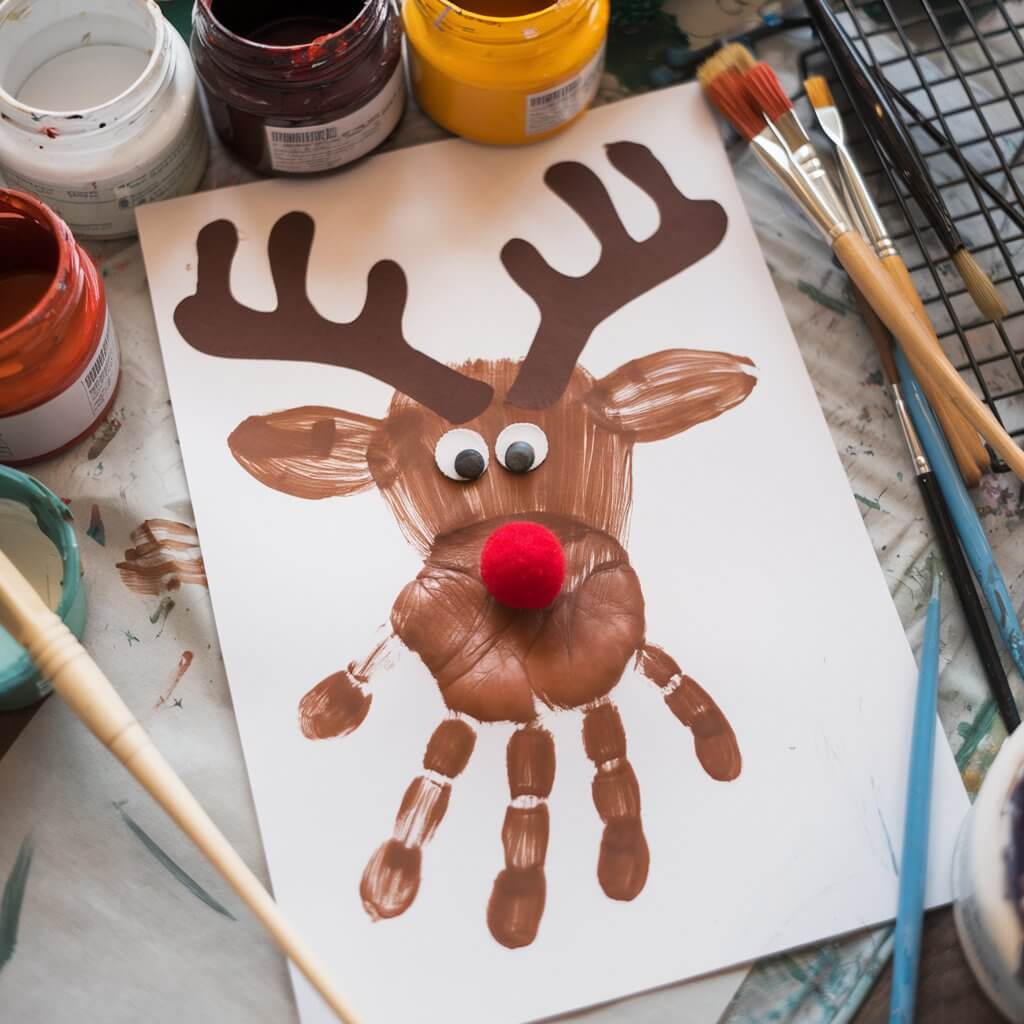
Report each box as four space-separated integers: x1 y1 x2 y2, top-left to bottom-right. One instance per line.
697 55 1024 481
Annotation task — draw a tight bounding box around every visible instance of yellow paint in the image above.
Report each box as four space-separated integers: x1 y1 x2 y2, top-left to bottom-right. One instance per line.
403 0 609 145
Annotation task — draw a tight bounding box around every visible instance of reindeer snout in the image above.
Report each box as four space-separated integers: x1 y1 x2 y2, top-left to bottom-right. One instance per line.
480 522 566 610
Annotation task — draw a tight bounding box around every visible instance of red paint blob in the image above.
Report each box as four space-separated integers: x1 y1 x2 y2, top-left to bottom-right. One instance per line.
480 522 565 610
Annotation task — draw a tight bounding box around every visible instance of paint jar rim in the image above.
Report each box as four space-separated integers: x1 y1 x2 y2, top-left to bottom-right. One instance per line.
193 0 386 86
0 189 72 346
0 0 171 135
0 466 86 709
409 0 599 47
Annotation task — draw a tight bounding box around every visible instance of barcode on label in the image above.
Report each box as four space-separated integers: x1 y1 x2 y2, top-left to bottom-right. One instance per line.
271 127 339 144
529 82 580 107
84 326 114 404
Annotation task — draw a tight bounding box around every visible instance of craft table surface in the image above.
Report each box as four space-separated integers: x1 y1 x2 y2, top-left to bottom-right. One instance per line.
0 18 1017 1024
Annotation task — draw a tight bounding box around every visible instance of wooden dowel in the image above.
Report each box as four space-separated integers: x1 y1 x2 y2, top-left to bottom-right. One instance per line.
833 230 1024 481
0 550 360 1024
880 252 989 485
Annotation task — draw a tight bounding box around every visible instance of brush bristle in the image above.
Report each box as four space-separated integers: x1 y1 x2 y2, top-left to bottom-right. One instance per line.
696 43 756 89
952 248 1009 321
804 75 835 110
744 63 793 123
702 73 766 142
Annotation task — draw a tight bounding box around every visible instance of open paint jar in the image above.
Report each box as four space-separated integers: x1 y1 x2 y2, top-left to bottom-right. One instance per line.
192 0 405 175
954 723 1024 1021
0 189 119 464
0 0 207 239
403 0 609 145
0 466 85 711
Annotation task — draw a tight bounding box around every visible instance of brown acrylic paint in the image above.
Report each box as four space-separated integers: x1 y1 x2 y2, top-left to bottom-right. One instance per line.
191 0 404 176
0 189 119 465
174 142 752 948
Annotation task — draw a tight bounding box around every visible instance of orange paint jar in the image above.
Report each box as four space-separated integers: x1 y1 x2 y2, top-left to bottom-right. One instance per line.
0 190 119 465
403 0 608 145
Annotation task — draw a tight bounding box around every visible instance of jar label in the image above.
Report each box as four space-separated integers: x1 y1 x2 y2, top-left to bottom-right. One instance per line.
0 313 120 463
525 45 605 137
0 104 208 240
264 64 406 174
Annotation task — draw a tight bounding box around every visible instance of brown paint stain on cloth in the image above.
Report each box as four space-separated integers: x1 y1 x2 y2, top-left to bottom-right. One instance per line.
155 651 194 709
117 520 208 596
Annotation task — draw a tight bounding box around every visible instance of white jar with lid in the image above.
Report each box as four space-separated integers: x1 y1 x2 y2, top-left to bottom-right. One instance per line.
0 0 208 240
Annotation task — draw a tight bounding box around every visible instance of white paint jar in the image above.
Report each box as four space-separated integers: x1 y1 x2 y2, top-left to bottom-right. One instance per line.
0 0 208 239
954 723 1024 1022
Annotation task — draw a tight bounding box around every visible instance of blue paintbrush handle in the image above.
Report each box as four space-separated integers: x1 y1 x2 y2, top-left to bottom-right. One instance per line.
894 347 1024 681
890 572 942 1024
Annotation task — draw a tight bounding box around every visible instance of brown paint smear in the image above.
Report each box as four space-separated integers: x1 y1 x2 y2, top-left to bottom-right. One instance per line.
488 725 554 947
583 702 649 900
636 644 742 781
362 718 476 922
116 519 208 596
298 637 391 739
203 142 755 948
155 650 194 710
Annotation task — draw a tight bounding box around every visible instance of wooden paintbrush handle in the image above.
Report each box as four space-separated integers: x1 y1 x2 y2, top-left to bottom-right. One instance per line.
881 253 989 484
0 552 359 1024
834 231 1024 480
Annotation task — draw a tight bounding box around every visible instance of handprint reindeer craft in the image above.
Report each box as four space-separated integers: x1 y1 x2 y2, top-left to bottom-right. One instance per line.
174 142 757 949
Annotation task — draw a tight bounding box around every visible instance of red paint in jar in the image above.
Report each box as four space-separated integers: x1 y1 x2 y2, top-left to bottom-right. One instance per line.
191 0 405 176
0 190 120 466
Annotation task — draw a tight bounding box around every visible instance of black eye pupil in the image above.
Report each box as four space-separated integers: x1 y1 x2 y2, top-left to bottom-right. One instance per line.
454 448 485 480
505 441 535 473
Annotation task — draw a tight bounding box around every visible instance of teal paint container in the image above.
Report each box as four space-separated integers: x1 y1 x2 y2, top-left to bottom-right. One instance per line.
0 466 86 710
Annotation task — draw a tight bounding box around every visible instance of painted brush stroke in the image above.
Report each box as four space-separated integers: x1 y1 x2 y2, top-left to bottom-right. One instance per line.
0 835 34 974
176 143 755 948
117 806 235 920
155 650 194 709
116 519 208 595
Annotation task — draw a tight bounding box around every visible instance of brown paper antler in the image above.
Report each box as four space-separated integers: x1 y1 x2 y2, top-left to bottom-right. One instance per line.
173 213 494 424
504 142 729 409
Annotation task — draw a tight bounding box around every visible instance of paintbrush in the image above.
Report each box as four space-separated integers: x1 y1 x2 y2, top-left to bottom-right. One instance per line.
890 564 942 1024
804 0 1007 323
697 60 1024 482
894 341 1024 719
805 74 990 488
852 288 1020 731
0 548 360 1024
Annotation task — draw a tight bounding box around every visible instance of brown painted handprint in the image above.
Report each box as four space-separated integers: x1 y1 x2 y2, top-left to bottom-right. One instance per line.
174 142 756 948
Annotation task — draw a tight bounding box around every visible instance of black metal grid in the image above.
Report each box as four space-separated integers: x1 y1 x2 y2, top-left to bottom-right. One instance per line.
797 0 1024 468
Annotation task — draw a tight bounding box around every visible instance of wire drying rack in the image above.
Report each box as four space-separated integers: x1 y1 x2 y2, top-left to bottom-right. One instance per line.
796 0 1024 468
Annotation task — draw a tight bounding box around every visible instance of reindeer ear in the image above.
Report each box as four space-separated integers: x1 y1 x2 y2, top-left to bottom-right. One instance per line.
586 348 757 442
228 406 383 499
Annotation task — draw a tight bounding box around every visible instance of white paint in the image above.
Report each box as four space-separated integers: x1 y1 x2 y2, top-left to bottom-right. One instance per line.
0 0 207 239
0 499 62 670
17 44 150 112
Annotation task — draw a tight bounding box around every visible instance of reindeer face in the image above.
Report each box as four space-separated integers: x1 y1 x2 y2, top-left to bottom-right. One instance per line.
174 141 757 949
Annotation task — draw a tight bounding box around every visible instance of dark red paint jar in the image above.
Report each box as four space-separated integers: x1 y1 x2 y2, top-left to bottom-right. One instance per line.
191 0 405 176
0 190 119 465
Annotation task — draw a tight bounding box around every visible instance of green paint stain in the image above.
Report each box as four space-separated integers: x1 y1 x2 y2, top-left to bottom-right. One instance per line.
124 630 140 647
117 807 235 920
0 835 34 974
956 699 998 771
854 493 881 511
897 471 904 482
798 280 852 316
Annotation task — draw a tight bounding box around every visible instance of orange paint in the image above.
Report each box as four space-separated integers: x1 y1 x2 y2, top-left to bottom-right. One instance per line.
0 190 120 465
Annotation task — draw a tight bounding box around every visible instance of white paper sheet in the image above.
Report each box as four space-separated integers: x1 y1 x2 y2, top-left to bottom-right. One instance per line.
136 83 969 1024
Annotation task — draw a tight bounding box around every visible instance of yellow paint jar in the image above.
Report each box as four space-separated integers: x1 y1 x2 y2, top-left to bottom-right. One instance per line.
403 0 609 145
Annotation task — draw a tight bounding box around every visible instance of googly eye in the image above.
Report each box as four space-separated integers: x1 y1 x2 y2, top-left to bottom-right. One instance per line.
496 423 548 474
434 428 489 482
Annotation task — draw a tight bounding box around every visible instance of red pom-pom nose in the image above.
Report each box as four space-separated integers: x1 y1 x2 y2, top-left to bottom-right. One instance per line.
480 522 566 610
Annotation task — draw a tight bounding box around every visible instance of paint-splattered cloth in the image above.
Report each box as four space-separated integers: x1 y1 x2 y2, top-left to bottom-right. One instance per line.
0 18 1017 1024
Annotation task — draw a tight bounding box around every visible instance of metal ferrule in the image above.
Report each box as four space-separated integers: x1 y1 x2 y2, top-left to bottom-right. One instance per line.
750 126 850 242
834 143 898 260
890 383 930 474
790 142 852 230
